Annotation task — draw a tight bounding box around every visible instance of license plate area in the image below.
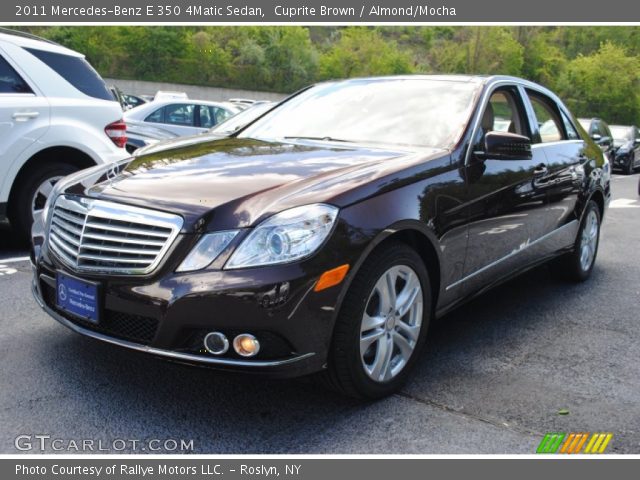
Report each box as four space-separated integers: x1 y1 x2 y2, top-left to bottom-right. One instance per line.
55 271 100 324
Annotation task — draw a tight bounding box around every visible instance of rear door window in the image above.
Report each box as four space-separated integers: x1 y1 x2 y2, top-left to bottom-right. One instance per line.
145 107 164 123
198 105 233 128
24 48 112 101
560 111 579 140
525 90 565 143
164 104 195 126
0 55 32 94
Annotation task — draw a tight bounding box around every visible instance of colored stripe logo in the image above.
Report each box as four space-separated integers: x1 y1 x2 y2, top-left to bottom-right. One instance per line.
537 433 612 454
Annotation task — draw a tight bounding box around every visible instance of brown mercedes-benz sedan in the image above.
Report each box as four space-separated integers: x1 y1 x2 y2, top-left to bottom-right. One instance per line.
31 76 611 398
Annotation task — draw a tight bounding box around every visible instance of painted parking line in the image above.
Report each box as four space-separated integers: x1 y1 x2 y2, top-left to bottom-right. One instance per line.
609 198 640 209
0 265 18 276
0 256 30 264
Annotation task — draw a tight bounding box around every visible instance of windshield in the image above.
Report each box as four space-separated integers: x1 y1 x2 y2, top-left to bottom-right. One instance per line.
239 78 481 149
210 102 274 134
610 126 633 141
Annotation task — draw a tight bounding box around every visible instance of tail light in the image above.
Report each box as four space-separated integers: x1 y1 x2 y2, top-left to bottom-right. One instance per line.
105 120 127 148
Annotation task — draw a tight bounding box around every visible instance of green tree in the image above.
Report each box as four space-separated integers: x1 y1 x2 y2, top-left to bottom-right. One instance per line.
557 42 640 124
431 27 524 76
319 27 413 79
119 27 191 81
519 30 567 90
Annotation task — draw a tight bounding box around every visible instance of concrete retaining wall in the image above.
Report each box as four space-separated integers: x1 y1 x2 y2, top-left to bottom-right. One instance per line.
105 78 288 103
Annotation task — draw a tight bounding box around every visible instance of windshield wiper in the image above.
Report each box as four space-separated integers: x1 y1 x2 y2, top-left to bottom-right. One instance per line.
283 136 353 143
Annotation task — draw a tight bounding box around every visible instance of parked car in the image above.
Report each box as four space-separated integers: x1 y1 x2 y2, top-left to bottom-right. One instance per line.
228 98 263 110
0 29 128 240
132 101 276 156
108 85 126 110
124 99 240 137
125 122 177 154
609 125 640 175
153 90 188 101
122 93 147 110
31 75 610 399
578 118 615 163
210 102 275 136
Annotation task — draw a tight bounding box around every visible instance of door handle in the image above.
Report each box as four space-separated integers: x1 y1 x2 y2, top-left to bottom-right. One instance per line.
12 111 40 121
533 164 548 176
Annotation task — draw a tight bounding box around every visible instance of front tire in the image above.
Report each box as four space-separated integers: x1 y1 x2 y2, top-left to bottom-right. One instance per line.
321 242 431 399
9 162 78 242
551 200 601 282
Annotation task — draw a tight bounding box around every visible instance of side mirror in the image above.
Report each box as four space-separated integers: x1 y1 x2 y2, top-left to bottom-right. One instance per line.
591 133 602 142
478 131 532 161
634 138 640 146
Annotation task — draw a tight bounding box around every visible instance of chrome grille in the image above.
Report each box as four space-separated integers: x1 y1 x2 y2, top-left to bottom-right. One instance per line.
48 195 183 275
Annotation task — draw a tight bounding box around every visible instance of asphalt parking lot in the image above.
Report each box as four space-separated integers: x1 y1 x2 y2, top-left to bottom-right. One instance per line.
0 173 638 454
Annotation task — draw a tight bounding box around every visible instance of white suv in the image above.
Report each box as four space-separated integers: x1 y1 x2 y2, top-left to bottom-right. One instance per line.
0 30 128 240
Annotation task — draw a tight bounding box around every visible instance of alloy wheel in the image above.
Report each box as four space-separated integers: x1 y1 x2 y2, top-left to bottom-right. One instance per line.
579 210 599 272
31 176 63 220
359 265 423 383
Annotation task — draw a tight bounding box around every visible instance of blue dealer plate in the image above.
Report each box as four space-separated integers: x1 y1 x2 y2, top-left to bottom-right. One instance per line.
56 272 100 323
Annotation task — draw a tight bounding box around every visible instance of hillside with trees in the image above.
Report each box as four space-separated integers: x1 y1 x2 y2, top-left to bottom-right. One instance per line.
15 26 640 124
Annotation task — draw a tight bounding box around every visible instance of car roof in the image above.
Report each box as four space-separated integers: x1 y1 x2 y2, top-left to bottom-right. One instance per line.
124 99 240 118
0 29 83 57
578 117 598 122
321 74 564 98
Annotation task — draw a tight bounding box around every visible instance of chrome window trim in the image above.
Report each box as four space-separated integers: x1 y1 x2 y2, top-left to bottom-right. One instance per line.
47 195 183 275
464 78 582 167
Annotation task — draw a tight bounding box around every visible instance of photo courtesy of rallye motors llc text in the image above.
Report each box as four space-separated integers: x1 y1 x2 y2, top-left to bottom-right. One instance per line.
15 463 297 476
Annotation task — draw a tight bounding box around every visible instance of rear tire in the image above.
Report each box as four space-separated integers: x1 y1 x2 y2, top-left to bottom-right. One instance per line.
319 242 432 399
9 162 78 242
625 156 635 175
551 200 601 282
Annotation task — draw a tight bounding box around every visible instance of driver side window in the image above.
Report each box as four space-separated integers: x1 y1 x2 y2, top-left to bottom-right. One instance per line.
476 89 526 148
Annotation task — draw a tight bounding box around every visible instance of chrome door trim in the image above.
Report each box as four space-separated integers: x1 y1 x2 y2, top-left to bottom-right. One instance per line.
445 219 579 291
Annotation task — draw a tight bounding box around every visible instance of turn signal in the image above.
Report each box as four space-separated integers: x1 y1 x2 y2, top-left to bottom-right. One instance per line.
314 264 350 292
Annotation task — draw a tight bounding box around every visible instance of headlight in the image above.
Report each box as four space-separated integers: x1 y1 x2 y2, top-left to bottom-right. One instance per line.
176 231 239 272
225 204 339 269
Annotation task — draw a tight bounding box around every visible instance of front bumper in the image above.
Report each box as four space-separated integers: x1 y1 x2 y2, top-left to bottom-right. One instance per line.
31 278 316 375
612 151 632 169
30 234 354 377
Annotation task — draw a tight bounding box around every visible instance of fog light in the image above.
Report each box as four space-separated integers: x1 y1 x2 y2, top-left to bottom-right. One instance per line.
203 332 229 355
233 334 260 357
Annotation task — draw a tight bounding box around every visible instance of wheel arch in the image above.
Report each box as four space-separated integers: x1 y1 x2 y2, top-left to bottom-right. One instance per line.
7 146 97 214
334 222 443 322
587 188 605 221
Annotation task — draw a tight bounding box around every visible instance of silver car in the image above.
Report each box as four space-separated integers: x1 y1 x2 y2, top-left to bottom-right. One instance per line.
124 99 240 137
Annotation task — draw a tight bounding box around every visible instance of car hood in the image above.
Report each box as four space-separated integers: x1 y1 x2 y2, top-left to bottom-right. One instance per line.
614 139 632 149
65 138 446 231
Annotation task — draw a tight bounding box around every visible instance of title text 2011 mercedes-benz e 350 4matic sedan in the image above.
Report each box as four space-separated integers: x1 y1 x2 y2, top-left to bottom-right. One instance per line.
31 76 611 398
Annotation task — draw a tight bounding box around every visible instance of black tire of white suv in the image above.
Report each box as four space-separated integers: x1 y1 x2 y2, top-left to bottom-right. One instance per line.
9 161 78 242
